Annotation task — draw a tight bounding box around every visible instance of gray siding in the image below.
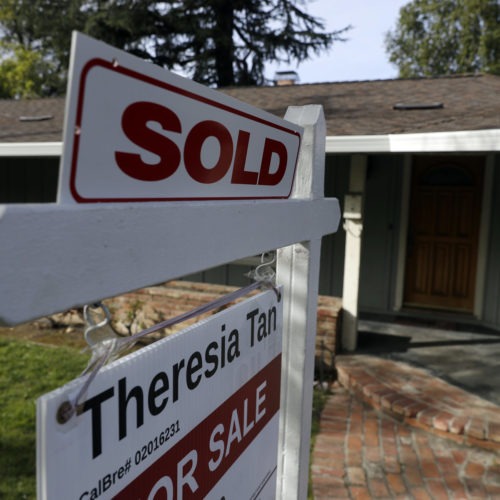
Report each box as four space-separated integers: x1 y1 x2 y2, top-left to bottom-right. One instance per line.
0 157 59 203
185 263 253 287
187 154 349 293
319 154 349 296
159 150 500 332
3 149 499 330
483 155 500 326
358 155 404 312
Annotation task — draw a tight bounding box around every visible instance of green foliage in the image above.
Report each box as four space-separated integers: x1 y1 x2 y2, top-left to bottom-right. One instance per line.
0 0 83 97
0 0 349 96
385 0 500 77
145 0 350 87
0 43 62 98
0 339 87 498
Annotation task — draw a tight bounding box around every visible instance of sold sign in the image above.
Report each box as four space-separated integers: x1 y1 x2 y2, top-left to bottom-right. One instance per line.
61 33 302 203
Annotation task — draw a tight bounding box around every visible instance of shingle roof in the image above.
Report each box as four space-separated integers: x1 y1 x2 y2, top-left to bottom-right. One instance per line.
223 74 500 135
1 74 499 143
0 97 65 143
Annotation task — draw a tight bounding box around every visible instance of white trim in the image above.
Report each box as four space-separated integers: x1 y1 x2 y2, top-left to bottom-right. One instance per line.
2 128 499 158
326 129 500 154
326 135 390 153
0 142 62 157
341 154 367 351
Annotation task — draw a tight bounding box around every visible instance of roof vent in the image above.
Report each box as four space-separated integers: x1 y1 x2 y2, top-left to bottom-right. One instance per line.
393 102 444 111
273 71 299 86
19 115 54 122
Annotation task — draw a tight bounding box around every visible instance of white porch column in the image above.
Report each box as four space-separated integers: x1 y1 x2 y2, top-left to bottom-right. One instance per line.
341 154 367 351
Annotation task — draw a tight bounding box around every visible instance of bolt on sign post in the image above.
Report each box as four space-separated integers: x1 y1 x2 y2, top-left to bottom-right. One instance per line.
0 32 340 499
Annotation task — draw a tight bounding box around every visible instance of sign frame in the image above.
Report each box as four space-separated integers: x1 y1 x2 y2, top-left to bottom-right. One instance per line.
0 31 341 499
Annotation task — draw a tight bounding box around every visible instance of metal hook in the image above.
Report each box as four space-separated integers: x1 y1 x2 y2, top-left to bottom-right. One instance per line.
254 251 276 282
83 302 112 346
247 252 281 301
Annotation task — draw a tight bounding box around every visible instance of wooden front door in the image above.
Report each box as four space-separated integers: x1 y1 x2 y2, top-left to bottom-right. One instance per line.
404 156 484 312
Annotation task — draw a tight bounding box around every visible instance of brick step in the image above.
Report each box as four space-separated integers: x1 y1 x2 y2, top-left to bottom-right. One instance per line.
104 281 342 360
336 354 500 450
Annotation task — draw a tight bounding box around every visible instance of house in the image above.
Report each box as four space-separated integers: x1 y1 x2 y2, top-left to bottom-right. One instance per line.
1 74 500 349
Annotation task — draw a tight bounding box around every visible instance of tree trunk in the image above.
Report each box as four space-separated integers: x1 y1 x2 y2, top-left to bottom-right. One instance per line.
212 0 235 86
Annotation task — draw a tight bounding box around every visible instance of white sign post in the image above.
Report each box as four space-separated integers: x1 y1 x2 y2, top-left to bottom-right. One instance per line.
0 32 341 499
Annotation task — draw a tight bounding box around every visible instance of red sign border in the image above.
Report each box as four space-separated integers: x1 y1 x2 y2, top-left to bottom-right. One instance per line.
69 58 302 203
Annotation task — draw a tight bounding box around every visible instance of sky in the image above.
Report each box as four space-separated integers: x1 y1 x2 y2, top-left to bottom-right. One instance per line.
265 0 410 84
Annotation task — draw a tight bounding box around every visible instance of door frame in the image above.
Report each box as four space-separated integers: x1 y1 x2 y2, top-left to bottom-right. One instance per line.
394 153 494 318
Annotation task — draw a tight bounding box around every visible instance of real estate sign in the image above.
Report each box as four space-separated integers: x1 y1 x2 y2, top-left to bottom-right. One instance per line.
37 289 282 499
60 32 302 203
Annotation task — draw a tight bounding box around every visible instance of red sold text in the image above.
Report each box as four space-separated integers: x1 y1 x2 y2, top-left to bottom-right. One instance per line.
114 101 290 186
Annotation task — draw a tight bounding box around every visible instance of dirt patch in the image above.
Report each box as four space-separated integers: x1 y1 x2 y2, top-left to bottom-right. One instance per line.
0 322 87 349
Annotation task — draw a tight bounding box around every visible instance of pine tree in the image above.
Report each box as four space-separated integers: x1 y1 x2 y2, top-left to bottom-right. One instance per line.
147 0 349 87
0 0 349 97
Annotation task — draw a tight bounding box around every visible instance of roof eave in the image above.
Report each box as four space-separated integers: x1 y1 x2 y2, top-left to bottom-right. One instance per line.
1 128 499 158
326 129 500 154
0 142 62 157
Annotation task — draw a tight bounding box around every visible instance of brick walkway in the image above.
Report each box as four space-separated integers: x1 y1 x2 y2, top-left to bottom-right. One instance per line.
336 355 500 447
311 356 500 499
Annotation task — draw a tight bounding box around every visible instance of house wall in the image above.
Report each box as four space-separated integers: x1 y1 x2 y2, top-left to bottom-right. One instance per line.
358 154 404 312
483 154 500 327
318 154 349 296
353 152 500 331
186 154 351 292
3 151 499 331
184 261 254 288
0 157 59 203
